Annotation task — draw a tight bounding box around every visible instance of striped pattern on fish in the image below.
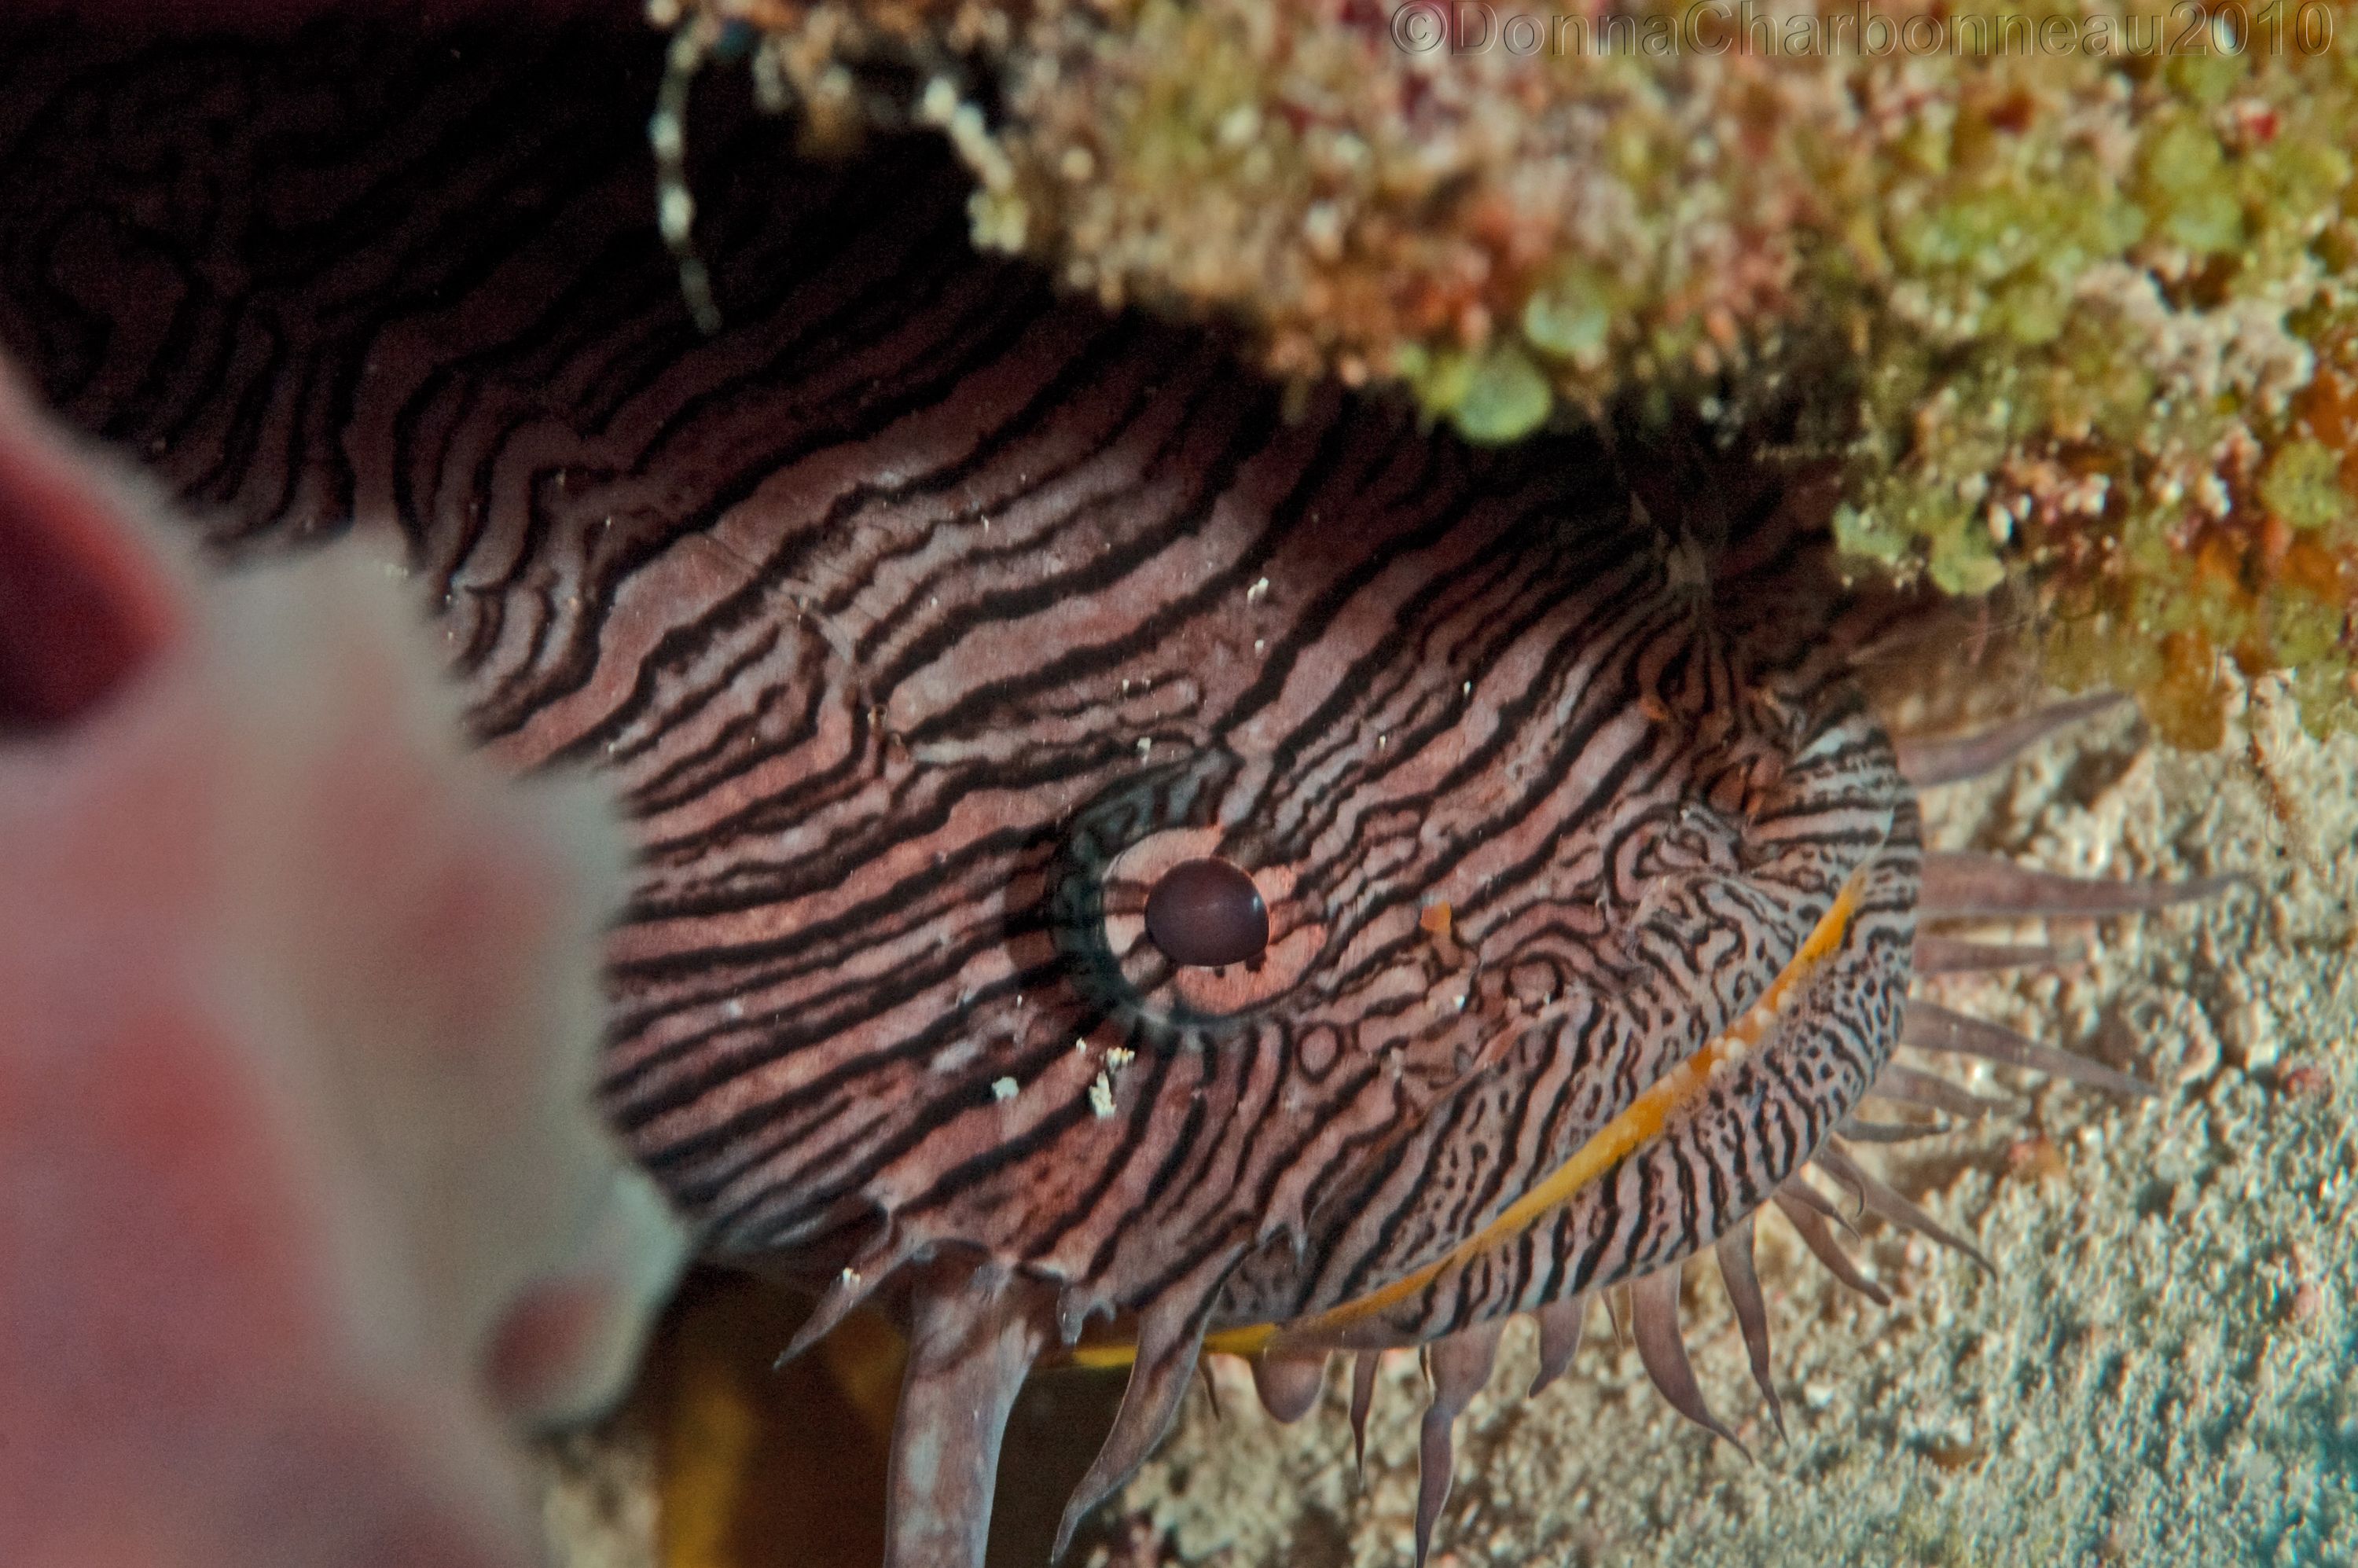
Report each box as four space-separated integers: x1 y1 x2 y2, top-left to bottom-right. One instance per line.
1 18 2221 1568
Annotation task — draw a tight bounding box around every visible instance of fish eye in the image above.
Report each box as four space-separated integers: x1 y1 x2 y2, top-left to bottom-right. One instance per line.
1142 857 1269 969
1047 757 1324 1037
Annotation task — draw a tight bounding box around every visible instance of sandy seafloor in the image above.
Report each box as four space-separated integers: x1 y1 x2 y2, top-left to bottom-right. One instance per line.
538 673 2357 1568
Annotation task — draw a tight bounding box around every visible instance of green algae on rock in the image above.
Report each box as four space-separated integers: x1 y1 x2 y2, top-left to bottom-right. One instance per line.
659 0 2358 743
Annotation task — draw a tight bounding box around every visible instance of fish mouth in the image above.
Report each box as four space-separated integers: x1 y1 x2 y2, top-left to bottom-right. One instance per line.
1063 862 1875 1368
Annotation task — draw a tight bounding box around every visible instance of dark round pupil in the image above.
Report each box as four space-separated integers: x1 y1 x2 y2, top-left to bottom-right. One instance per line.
1143 857 1269 969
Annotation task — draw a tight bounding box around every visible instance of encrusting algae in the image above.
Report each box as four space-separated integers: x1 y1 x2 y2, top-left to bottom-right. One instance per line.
659 0 2358 744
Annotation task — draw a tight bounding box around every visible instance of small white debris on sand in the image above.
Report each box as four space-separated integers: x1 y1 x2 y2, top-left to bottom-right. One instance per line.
990 1076 1019 1101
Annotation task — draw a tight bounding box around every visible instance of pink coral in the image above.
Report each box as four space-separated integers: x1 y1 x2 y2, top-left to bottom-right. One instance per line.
0 361 685 1568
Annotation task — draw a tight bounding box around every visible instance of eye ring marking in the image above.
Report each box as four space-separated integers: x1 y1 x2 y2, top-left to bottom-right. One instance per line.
1049 757 1327 1035
1081 827 1324 1027
1144 856 1269 969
